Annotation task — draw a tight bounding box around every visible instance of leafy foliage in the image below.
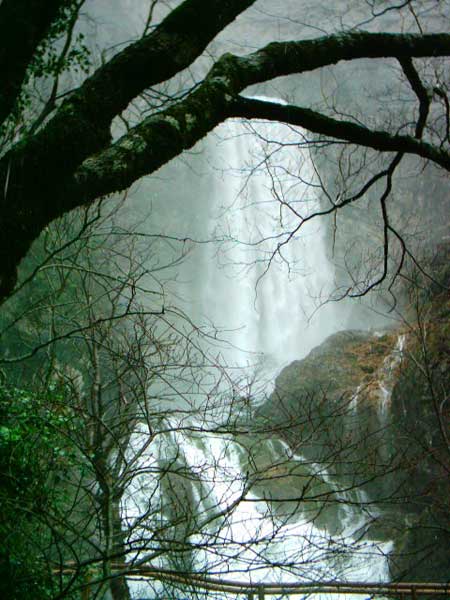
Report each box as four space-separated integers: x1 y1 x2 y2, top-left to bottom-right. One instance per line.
29 1 91 80
0 380 78 599
0 0 91 151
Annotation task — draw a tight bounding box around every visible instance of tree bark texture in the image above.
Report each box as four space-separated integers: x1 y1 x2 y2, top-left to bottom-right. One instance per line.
0 0 449 300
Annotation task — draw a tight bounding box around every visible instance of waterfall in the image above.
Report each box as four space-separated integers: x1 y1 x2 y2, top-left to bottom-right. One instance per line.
121 116 393 598
144 113 351 391
377 334 406 416
124 420 392 599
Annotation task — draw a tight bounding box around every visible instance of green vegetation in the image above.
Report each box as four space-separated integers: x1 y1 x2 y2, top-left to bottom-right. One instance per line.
0 381 79 599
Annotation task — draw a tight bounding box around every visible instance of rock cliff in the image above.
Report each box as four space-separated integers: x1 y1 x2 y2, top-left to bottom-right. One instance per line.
256 251 450 583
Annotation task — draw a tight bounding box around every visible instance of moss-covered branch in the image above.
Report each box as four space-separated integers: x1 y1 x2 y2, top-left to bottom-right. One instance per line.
70 32 450 205
231 97 450 171
1 23 450 300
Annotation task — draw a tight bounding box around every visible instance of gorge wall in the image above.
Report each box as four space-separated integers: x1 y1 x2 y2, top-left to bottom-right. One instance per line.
256 248 450 584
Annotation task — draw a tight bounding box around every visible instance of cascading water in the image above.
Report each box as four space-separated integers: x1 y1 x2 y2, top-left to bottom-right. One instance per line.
377 335 406 416
190 113 343 379
121 115 393 598
123 421 392 598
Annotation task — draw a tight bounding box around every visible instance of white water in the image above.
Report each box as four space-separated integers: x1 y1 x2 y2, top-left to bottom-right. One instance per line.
193 116 342 380
127 113 386 391
348 333 407 418
123 421 392 599
378 334 406 416
121 118 393 598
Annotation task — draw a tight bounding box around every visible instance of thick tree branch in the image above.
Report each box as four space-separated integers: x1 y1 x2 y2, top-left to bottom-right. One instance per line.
69 38 450 207
0 0 256 212
6 29 450 205
71 77 232 203
1 28 450 300
399 57 430 139
5 30 450 200
215 32 450 91
79 0 256 123
4 0 257 180
231 97 450 170
0 0 67 125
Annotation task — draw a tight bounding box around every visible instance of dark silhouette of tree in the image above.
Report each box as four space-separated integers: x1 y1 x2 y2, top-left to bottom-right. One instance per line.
0 0 449 300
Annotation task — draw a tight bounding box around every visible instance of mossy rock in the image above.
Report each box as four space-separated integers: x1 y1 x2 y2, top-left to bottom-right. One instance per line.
259 328 399 423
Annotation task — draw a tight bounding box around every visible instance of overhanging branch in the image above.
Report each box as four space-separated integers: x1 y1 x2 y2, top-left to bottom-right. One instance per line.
217 31 450 91
1 24 450 300
231 97 450 170
70 89 449 212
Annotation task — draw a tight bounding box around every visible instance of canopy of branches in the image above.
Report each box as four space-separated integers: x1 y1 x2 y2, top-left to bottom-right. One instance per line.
0 0 449 300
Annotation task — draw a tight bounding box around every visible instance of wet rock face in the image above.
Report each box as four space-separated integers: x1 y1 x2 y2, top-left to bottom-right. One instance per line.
387 285 450 582
259 329 402 489
269 329 398 406
257 283 449 583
